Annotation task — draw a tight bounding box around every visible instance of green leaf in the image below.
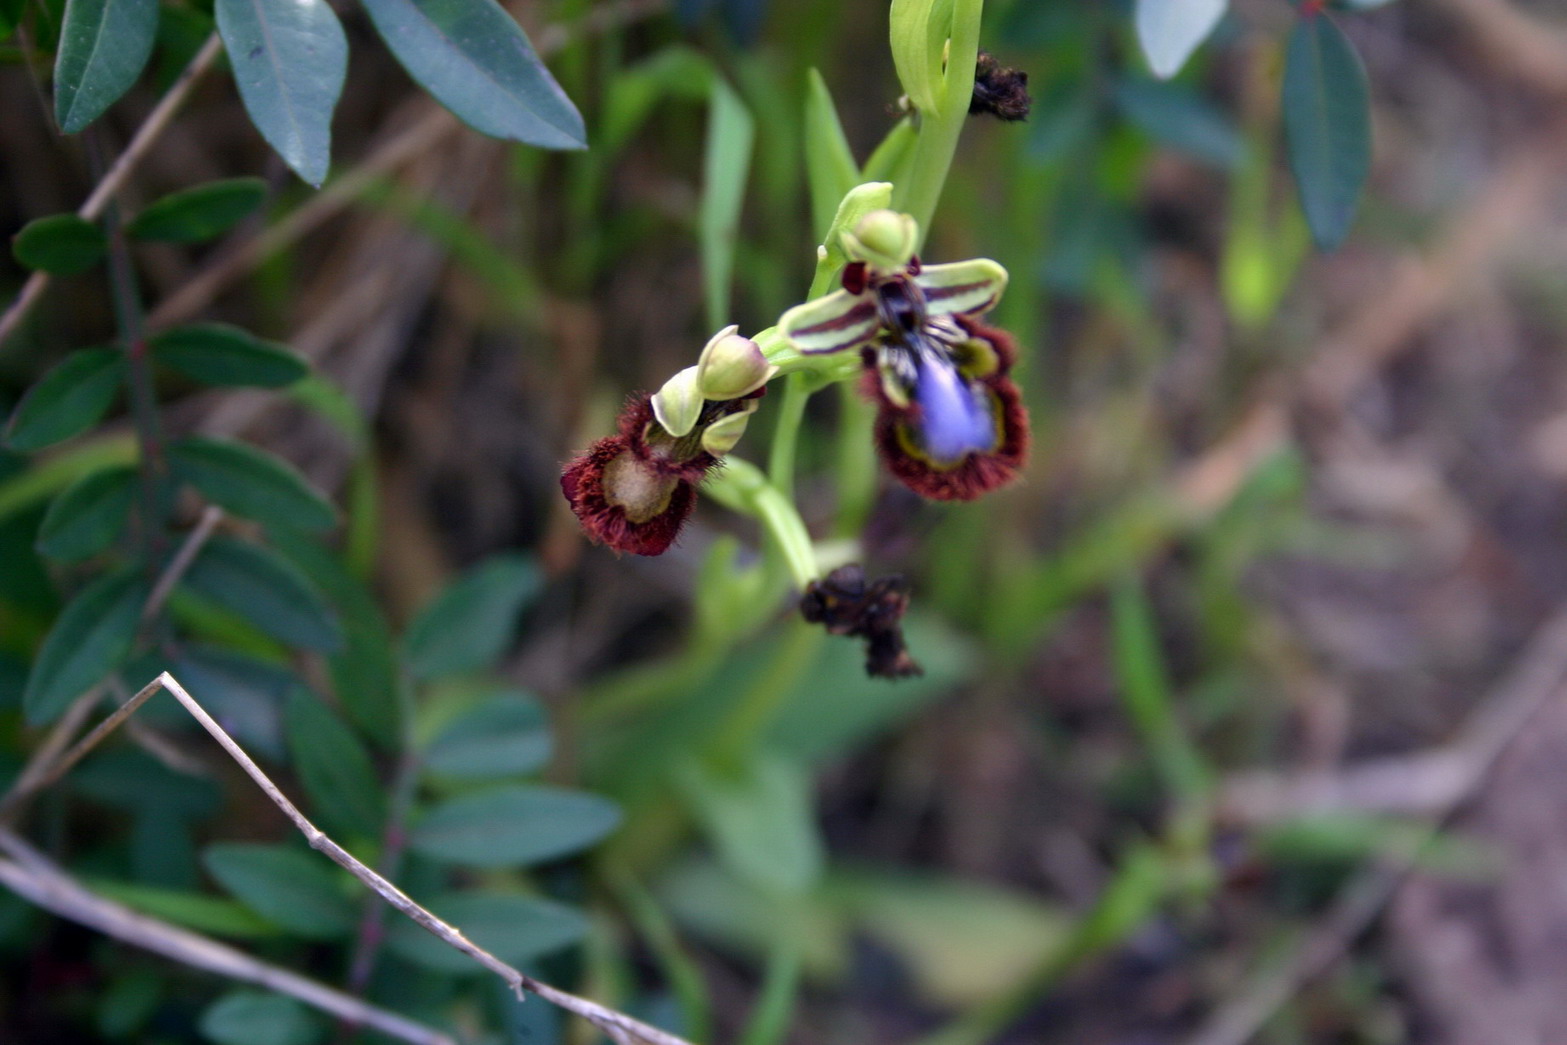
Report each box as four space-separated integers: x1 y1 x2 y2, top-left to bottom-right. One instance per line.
423 690 551 781
214 0 347 187
72 747 222 819
383 891 588 973
53 0 160 132
36 464 136 561
182 536 342 652
803 69 859 241
359 0 584 150
11 213 106 275
269 532 401 748
88 880 278 937
168 646 296 762
403 554 540 680
888 0 948 114
128 177 268 242
1134 0 1226 79
1114 78 1243 169
678 752 824 896
5 346 123 451
23 565 147 724
1282 11 1372 249
168 436 337 532
698 76 754 330
284 688 385 838
150 323 307 389
410 784 619 868
202 843 357 939
199 990 324 1045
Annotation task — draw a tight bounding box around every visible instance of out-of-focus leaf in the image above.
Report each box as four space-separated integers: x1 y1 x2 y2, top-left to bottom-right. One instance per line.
88 880 278 938
23 564 146 724
168 436 337 533
72 747 222 819
199 990 324 1045
214 0 346 186
803 69 860 239
0 434 136 525
403 554 540 680
1282 12 1371 249
699 76 754 329
1114 78 1243 169
150 324 307 389
131 812 197 887
1135 0 1225 79
11 214 106 275
35 464 136 561
410 784 619 868
0 0 28 39
128 177 267 242
1257 814 1498 877
169 646 298 763
203 843 357 939
285 688 385 838
384 891 589 973
96 969 166 1039
678 752 824 896
270 532 401 748
360 0 584 150
182 536 342 652
422 690 552 781
53 0 159 132
888 0 947 115
5 346 123 451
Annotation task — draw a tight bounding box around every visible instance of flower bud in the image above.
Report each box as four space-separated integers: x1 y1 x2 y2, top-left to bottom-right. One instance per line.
651 366 703 437
700 407 753 457
697 325 775 401
841 209 918 272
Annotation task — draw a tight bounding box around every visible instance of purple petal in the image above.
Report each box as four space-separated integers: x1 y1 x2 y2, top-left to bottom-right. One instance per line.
913 355 997 466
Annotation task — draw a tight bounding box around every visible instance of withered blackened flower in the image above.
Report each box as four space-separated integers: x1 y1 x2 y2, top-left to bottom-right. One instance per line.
970 51 1031 122
800 564 921 679
560 396 715 556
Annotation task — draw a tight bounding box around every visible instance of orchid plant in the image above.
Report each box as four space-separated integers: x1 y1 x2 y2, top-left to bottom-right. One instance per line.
560 0 1032 677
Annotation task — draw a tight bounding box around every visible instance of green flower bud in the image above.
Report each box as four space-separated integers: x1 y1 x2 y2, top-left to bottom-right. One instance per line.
697 325 776 401
841 209 918 272
651 366 703 438
701 407 753 457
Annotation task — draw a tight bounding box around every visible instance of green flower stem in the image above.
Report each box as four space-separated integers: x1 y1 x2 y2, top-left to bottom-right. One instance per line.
894 0 985 248
703 456 819 590
767 373 812 500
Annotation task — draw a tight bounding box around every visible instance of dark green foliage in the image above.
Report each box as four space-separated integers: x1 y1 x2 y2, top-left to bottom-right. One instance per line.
422 690 552 781
181 536 343 652
22 564 147 724
128 178 268 243
199 990 325 1045
202 843 358 939
35 465 137 561
168 436 337 532
403 554 541 680
384 891 589 973
53 0 160 132
150 324 308 389
1283 11 1372 248
284 687 386 838
10 213 106 274
409 784 621 868
4 347 123 451
360 0 585 149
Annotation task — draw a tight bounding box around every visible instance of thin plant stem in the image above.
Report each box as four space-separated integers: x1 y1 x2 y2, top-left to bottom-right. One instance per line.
142 504 223 624
0 687 103 827
0 831 455 1045
0 33 223 349
894 0 985 248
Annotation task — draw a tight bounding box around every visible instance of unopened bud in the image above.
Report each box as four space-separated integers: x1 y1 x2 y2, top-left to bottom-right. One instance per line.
651 366 703 437
696 325 775 401
842 209 918 272
701 407 753 456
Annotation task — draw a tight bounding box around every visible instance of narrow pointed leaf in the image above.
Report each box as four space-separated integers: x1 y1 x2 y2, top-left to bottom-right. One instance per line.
5 347 124 451
12 214 107 275
168 436 337 532
54 0 160 132
699 77 754 330
1135 0 1226 79
23 565 148 724
182 536 342 652
150 324 308 389
128 178 267 243
360 0 585 149
36 464 137 561
215 0 347 186
1283 12 1372 249
803 69 858 240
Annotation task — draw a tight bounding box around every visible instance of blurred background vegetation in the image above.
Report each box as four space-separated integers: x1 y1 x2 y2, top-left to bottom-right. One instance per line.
6 0 1567 1042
